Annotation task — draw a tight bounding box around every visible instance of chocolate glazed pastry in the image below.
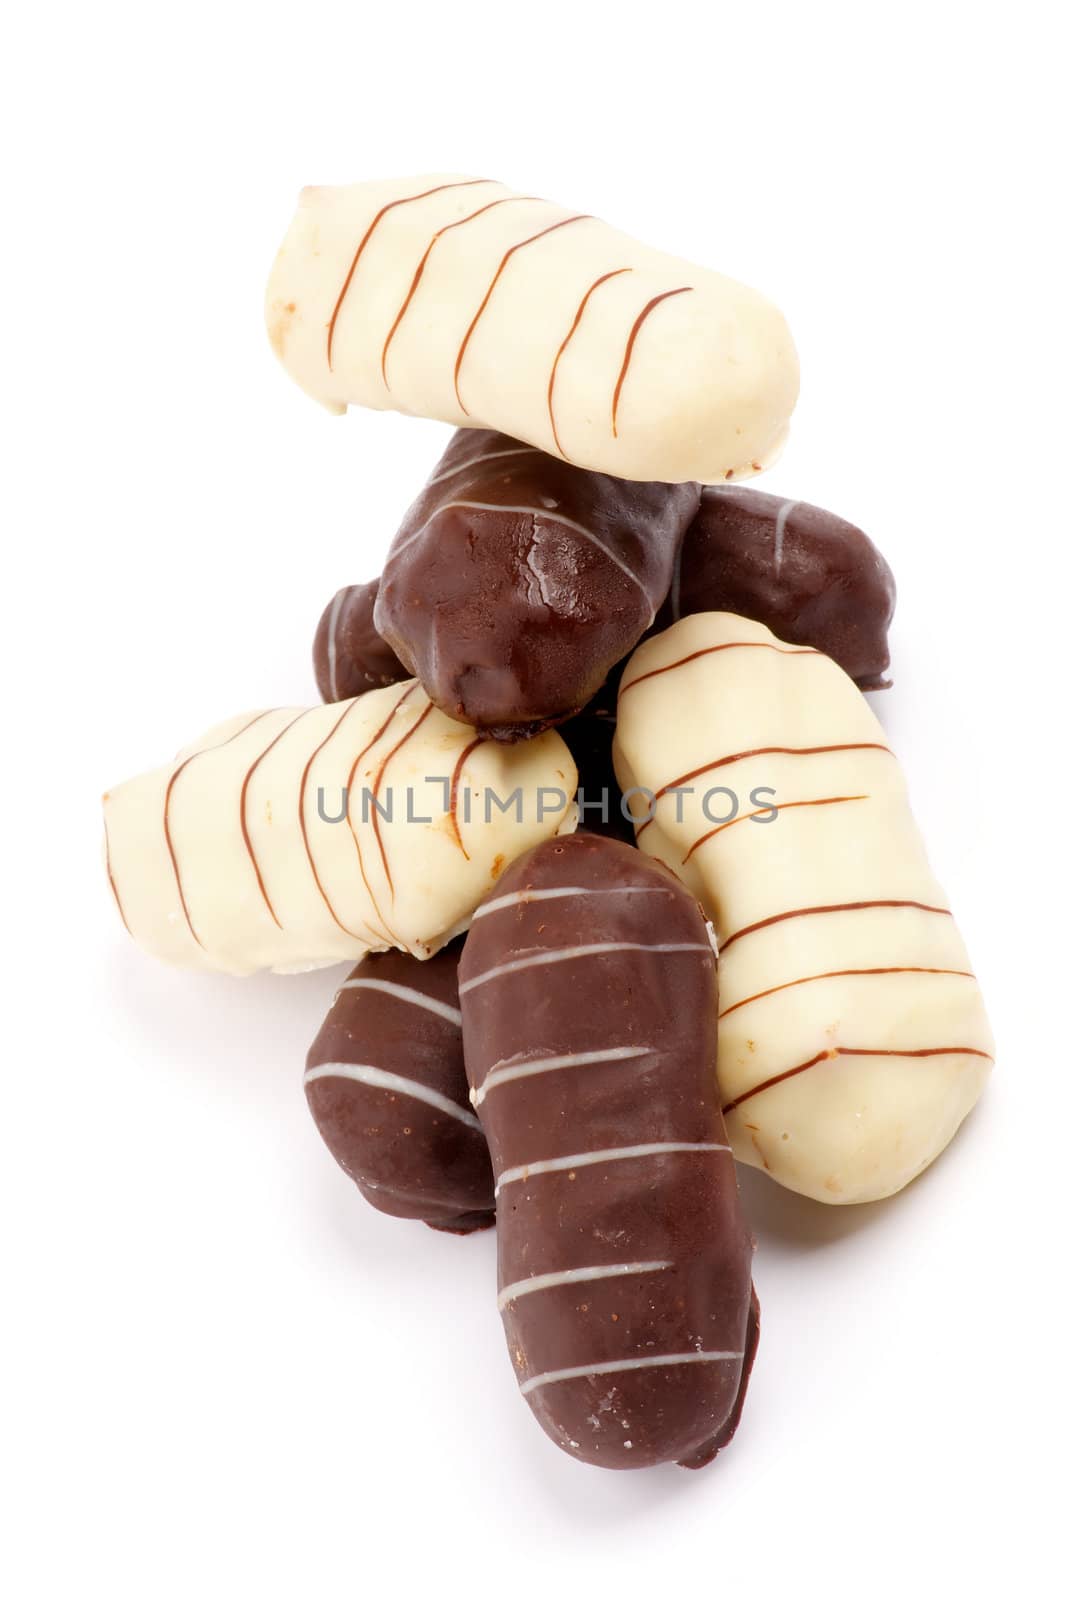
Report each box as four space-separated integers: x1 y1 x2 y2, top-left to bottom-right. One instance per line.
309 573 631 837
373 429 700 740
305 940 495 1234
459 835 759 1469
314 580 409 701
666 486 896 688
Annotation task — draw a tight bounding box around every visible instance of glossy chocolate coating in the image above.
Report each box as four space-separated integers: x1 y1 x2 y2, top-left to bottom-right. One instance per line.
668 486 896 688
314 580 409 702
311 571 625 834
373 430 700 740
459 835 758 1469
305 940 494 1234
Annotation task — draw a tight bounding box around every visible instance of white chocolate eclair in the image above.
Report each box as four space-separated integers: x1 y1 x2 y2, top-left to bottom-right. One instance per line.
103 682 578 976
265 175 799 485
613 613 993 1204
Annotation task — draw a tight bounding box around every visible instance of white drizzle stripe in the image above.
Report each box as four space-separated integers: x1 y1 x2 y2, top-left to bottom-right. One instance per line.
497 1261 672 1312
473 1046 654 1106
472 885 670 920
303 1062 482 1133
388 501 655 612
495 1141 730 1190
426 447 537 488
519 1349 743 1397
326 587 349 699
773 499 799 575
340 978 462 1028
461 942 710 994
474 886 591 918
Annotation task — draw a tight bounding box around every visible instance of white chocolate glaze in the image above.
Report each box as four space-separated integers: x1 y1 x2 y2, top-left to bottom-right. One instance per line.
265 175 799 484
614 612 994 1204
103 680 577 975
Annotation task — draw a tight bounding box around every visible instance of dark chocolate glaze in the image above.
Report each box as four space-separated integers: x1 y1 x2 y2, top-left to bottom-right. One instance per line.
459 835 758 1469
318 482 893 720
310 575 628 835
562 692 631 842
373 429 700 741
667 487 896 688
313 580 410 703
305 940 495 1235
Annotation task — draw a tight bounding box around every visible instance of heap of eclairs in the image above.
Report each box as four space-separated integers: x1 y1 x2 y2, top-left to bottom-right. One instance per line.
102 175 993 1472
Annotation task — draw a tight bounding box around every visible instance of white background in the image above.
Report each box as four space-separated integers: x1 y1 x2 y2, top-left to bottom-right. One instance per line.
3 4 1084 1596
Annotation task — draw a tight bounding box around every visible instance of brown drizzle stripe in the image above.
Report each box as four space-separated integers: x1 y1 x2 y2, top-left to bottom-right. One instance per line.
370 701 435 898
717 899 952 956
723 1044 995 1115
239 710 310 928
682 794 869 865
632 744 893 840
449 736 484 860
453 214 593 414
381 195 540 387
611 287 693 437
719 965 977 1020
299 699 386 944
343 683 421 945
547 267 632 457
326 178 492 368
163 712 277 951
619 640 823 698
102 815 132 936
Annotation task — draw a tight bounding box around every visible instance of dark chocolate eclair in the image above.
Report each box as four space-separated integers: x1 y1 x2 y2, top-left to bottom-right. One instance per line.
313 580 409 702
309 574 629 835
305 940 494 1235
459 835 759 1470
665 486 896 688
373 429 700 741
